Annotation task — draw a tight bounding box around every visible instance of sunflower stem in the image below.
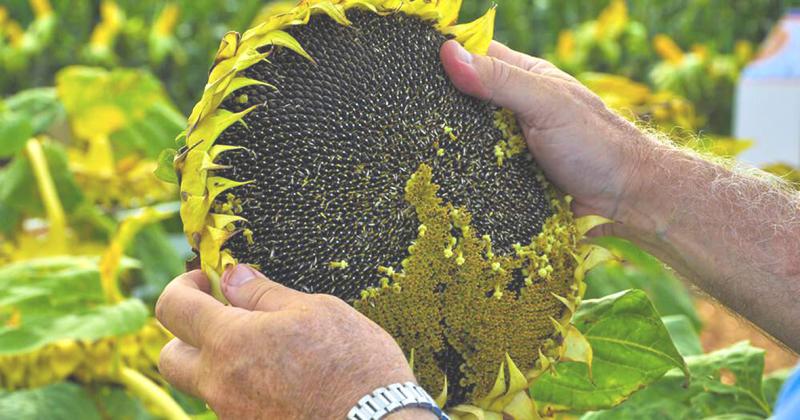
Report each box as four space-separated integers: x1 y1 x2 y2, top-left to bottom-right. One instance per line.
116 366 190 420
25 138 67 253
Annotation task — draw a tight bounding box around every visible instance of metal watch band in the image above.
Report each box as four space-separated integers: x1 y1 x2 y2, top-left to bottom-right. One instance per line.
346 381 449 420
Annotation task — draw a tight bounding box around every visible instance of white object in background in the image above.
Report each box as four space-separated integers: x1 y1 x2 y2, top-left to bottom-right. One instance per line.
734 10 800 167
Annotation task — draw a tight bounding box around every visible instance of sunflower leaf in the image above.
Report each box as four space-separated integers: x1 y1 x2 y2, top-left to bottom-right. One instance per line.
0 382 101 420
0 256 147 355
580 342 772 419
585 237 701 330
531 289 687 413
154 148 178 184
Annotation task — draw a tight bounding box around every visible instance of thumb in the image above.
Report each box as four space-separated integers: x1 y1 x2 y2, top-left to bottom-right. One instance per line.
440 40 558 119
220 264 303 311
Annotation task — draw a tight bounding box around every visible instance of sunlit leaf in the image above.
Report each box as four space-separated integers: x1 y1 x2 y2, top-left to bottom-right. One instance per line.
531 289 687 412
585 237 701 330
154 148 178 184
580 342 772 419
0 298 148 355
0 382 101 420
0 256 147 355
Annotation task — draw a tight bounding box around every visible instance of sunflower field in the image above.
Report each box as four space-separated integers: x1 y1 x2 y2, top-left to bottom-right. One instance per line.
1 0 798 419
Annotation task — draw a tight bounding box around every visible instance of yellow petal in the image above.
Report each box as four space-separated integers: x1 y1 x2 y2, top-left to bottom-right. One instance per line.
502 390 541 420
550 293 576 314
575 214 613 237
476 359 506 409
442 6 495 55
207 176 252 202
209 213 246 229
214 31 241 65
223 76 276 99
188 106 259 150
310 1 351 26
242 29 314 63
561 324 593 379
436 0 463 28
490 354 529 410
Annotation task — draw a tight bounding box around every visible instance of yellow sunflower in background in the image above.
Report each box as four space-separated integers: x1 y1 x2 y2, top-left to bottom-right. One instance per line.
175 1 608 417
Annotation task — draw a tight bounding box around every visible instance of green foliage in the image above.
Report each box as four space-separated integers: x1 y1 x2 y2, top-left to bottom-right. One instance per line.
582 342 773 419
0 382 101 420
3 88 65 135
662 315 703 357
0 141 85 234
55 66 185 158
0 257 147 355
763 368 794 408
585 236 701 330
531 289 687 412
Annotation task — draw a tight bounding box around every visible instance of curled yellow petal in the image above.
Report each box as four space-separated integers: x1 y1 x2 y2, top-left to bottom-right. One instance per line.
436 0 463 28
476 359 506 409
310 1 351 26
561 324 593 380
575 214 613 237
442 6 495 55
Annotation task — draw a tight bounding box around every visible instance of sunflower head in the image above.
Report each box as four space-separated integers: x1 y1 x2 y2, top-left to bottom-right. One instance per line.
175 0 605 414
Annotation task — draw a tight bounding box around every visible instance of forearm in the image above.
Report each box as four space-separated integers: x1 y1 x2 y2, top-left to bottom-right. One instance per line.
613 136 800 352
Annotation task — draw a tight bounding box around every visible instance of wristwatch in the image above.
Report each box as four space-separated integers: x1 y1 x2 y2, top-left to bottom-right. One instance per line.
346 381 450 420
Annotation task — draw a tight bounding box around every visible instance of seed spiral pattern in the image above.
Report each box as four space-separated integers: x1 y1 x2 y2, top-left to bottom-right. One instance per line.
215 10 553 300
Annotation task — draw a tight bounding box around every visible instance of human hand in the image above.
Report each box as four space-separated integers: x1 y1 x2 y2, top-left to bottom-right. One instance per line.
156 265 430 419
440 40 649 221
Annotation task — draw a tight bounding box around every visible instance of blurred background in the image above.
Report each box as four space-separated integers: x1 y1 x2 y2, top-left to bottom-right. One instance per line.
1 0 799 418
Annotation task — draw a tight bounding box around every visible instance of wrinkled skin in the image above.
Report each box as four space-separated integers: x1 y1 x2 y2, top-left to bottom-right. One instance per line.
156 266 426 419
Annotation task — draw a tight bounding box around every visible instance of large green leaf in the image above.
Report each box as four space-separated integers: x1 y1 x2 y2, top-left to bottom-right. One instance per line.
92 385 158 420
0 256 147 355
0 382 101 420
585 237 701 330
0 298 148 355
531 289 687 412
581 342 772 419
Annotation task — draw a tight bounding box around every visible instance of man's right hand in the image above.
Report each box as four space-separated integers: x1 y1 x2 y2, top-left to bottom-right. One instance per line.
440 39 648 223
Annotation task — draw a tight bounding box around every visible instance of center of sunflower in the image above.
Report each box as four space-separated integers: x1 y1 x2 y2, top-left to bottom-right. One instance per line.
211 9 576 405
215 9 553 300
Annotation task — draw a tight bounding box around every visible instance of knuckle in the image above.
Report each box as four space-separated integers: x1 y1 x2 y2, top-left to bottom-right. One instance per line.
250 282 283 309
313 293 342 308
157 340 177 377
488 57 511 90
154 289 172 323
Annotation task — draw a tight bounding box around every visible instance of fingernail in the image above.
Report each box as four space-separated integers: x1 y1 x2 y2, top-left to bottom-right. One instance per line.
222 264 264 288
453 42 473 64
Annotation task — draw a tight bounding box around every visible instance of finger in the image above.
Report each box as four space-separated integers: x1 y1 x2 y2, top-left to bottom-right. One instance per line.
158 338 201 397
221 264 306 312
440 40 572 121
487 41 578 83
156 270 227 348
